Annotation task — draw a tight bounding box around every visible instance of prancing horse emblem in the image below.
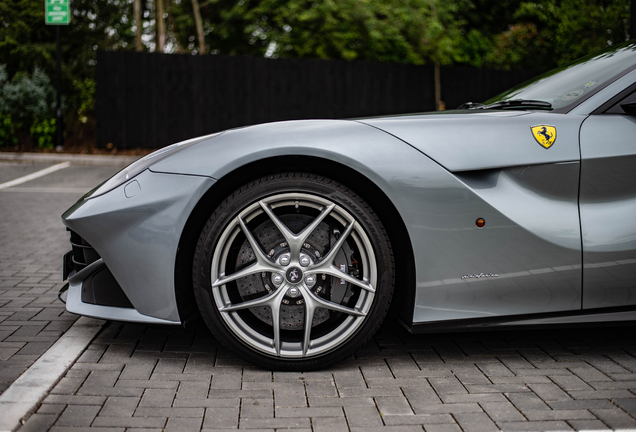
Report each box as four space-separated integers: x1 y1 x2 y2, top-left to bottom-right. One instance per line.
290 269 299 281
531 125 557 149
286 266 302 284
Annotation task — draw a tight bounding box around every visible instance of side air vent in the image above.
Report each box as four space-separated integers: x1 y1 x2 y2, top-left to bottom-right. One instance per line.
68 229 101 272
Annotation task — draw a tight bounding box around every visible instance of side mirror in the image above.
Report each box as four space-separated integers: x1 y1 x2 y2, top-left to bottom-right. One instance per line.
620 101 636 115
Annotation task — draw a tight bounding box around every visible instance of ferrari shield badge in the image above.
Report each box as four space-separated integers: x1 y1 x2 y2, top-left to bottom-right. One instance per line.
531 125 557 149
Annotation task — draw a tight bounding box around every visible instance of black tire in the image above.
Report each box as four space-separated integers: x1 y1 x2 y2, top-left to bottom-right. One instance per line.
192 173 394 370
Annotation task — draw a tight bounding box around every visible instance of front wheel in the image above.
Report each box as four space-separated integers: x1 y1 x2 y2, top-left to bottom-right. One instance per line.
193 173 394 370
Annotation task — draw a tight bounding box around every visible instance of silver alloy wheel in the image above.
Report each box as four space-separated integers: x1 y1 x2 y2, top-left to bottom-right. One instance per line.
210 192 377 358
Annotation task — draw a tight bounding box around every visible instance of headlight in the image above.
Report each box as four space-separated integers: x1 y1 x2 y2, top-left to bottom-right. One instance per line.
84 133 221 200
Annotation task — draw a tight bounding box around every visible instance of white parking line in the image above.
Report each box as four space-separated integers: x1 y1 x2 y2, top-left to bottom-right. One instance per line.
0 161 71 190
0 317 104 432
0 187 89 194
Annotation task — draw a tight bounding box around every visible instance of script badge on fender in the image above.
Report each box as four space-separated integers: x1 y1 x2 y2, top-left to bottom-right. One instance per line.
531 125 557 149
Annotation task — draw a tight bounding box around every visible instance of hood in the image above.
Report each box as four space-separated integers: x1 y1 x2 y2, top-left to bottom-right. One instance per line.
356 110 585 172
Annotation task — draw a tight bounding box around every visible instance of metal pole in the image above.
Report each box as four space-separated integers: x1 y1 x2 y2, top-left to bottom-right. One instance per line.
56 25 63 149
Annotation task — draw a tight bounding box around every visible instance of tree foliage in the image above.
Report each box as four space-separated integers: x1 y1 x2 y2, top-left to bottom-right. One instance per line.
0 0 632 146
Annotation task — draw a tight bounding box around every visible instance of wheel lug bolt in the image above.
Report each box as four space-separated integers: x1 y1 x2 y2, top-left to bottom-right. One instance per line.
300 255 311 267
287 286 301 298
305 275 316 287
272 274 283 286
279 255 290 266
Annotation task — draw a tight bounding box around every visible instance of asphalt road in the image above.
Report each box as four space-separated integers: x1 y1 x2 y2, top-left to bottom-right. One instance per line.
1 154 636 432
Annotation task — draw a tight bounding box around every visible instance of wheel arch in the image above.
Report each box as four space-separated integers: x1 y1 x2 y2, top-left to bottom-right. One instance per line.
174 155 416 328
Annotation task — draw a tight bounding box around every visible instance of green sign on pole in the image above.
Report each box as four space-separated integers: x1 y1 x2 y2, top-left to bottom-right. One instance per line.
45 0 70 25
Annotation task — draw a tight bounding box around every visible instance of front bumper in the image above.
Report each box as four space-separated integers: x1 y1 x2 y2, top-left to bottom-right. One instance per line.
61 169 215 324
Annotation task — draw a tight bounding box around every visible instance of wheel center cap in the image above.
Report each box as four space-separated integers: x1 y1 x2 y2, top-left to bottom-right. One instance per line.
285 266 303 284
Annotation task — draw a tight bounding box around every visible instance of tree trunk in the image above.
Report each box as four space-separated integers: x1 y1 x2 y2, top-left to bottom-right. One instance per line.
631 0 636 40
156 0 166 53
434 61 445 111
192 0 206 54
134 0 143 51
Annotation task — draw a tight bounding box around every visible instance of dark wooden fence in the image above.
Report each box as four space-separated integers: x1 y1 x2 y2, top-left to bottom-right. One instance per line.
97 51 537 149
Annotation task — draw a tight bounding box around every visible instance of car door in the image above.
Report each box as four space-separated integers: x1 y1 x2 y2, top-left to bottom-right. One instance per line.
580 85 636 309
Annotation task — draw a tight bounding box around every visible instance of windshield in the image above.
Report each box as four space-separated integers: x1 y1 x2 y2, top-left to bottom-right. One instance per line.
484 41 636 112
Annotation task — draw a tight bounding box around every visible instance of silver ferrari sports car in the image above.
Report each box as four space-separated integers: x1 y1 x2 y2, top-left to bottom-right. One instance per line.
62 41 636 370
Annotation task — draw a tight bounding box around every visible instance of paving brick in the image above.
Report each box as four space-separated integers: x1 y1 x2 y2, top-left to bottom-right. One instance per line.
333 371 366 388
119 363 155 380
441 393 506 403
238 417 312 429
453 412 499 432
173 398 240 408
344 405 382 426
479 401 525 422
274 371 333 381
429 377 467 395
176 380 210 399
165 416 203 432
423 424 462 432
590 380 636 390
375 396 413 415
476 362 514 377
570 366 612 382
202 407 239 429
569 389 634 399
338 387 403 398
306 380 337 398
77 386 144 397
490 376 552 384
276 407 344 417
567 419 610 430
523 409 595 420
274 386 307 407
139 389 176 407
454 369 492 385
308 397 375 407
37 403 66 415
548 374 594 391
590 408 636 430
360 363 394 379
497 421 573 431
208 388 272 399
241 398 273 418
135 407 204 418
92 416 167 428
506 392 551 411
366 377 430 388
94 396 138 418
402 385 442 410
51 377 84 394
55 405 101 427
83 370 120 388
547 400 616 410
350 427 424 432
527 382 572 402
116 379 179 389
412 402 482 414
43 395 106 405
466 384 530 393
312 415 349 432
209 372 242 390
242 369 272 382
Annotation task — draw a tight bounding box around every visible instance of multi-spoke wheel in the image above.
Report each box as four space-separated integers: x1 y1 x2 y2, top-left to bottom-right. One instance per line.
193 173 394 370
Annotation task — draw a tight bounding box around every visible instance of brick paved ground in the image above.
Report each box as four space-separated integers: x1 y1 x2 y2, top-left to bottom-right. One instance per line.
0 161 123 395
18 320 636 432
3 159 636 432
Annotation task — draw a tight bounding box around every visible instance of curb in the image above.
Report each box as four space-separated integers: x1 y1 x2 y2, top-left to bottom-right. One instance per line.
0 152 141 166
